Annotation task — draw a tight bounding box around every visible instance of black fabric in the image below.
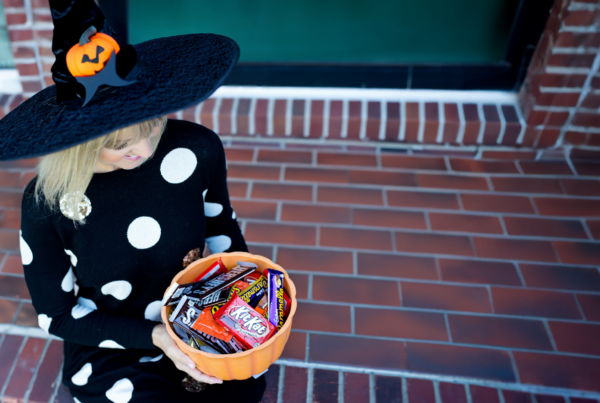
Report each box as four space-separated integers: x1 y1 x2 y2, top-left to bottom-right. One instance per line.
20 120 264 402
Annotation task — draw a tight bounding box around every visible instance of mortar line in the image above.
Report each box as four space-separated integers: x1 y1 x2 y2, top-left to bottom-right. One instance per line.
338 371 344 403
574 294 587 320
508 351 521 383
465 383 474 403
350 305 355 335
359 99 368 140
514 262 527 287
306 367 314 403
323 99 331 138
378 100 387 141
305 333 310 362
402 377 409 403
417 102 425 143
434 381 442 403
444 313 453 343
542 319 558 351
212 97 222 134
369 373 376 403
277 364 285 403
399 101 406 141
476 103 486 145
436 102 445 144
496 104 507 145
48 365 64 403
456 102 466 144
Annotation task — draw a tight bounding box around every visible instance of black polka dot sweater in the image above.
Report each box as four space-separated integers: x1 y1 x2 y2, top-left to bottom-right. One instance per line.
20 120 264 402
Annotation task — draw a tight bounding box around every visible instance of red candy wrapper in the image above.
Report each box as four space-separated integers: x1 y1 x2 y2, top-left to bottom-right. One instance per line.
192 257 228 283
214 294 276 350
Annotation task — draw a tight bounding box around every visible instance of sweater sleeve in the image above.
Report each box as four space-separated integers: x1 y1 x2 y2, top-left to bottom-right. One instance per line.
203 134 248 254
20 190 158 350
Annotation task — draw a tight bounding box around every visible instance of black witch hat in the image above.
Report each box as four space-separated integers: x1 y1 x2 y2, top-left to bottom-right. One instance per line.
0 0 239 161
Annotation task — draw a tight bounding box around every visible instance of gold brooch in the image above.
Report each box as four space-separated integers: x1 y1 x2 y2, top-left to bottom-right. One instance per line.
59 192 92 220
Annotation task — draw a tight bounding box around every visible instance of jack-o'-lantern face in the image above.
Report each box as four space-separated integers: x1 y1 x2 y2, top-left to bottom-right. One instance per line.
66 32 120 77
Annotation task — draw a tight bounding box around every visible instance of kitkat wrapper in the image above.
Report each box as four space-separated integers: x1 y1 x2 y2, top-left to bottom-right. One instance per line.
161 252 297 381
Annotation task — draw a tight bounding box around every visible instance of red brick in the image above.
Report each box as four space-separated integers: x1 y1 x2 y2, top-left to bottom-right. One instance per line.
344 373 370 403
2 254 24 275
281 332 306 361
536 129 561 148
417 174 488 191
0 210 20 230
439 259 521 286
582 93 600 109
406 342 515 381
429 213 503 234
570 398 599 403
320 226 392 251
402 282 491 313
276 247 353 274
535 197 600 217
227 181 248 198
318 186 383 206
534 396 566 403
519 161 573 176
548 54 596 68
258 149 311 164
450 159 518 174
375 376 403 403
462 104 481 145
292 274 309 300
547 112 570 126
349 170 417 187
282 366 308 403
0 298 19 323
291 100 305 137
356 307 448 341
357 252 438 280
561 179 600 196
492 287 581 319
474 237 557 262
549 321 600 356
407 379 436 403
449 314 552 350
28 340 64 403
228 164 280 180
491 177 563 194
354 208 426 229
224 148 253 162
310 334 406 370
254 99 268 135
443 103 460 143
236 99 251 135
521 127 540 147
588 220 600 240
230 200 276 220
504 216 587 239
502 390 533 403
313 276 400 306
577 294 600 321
514 352 600 391
0 230 19 252
439 382 468 403
0 191 23 209
273 99 286 136
520 263 600 291
309 100 324 138
312 369 338 402
388 190 460 209
281 204 350 224
381 154 446 171
536 92 581 107
395 232 474 257
4 0 25 6
261 363 279 403
347 101 362 139
252 183 312 201
244 222 316 246
574 162 600 176
218 98 234 134
553 241 600 265
285 167 348 183
0 275 29 299
573 112 600 128
423 102 439 143
294 302 351 333
16 62 39 76
328 100 343 138
14 302 39 327
318 152 376 167
4 337 46 401
555 32 600 48
564 9 599 26
246 244 273 260
0 335 24 390
481 105 501 144
385 102 401 141
470 385 500 403
500 105 523 146
405 102 420 142
365 101 381 140
199 98 215 129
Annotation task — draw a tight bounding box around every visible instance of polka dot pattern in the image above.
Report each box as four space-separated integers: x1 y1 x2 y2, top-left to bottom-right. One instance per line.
144 300 162 322
61 268 74 292
101 280 132 300
64 249 78 266
205 235 232 253
127 217 161 249
71 297 97 320
105 378 134 403
99 340 125 349
38 314 52 334
160 148 197 184
71 363 92 386
203 189 223 217
19 231 33 265
139 354 163 363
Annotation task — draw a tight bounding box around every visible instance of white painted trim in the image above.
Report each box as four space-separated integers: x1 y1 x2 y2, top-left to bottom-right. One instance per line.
0 324 61 340
399 101 406 141
249 98 257 135
436 102 445 144
378 101 386 141
213 86 519 103
285 98 292 136
0 70 23 94
303 99 311 138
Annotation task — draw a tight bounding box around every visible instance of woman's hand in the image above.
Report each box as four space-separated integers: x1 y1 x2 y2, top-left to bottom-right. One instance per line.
152 324 223 384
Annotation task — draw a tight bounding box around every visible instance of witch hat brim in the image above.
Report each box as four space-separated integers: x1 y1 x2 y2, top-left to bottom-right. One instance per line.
0 32 239 161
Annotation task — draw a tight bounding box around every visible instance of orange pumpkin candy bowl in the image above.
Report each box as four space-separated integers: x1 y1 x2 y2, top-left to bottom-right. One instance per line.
160 252 297 381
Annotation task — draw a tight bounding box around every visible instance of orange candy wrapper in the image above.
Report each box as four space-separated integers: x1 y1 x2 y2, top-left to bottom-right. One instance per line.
192 307 233 343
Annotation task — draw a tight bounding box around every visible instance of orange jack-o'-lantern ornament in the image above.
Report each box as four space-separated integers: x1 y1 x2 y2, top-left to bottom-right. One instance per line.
66 26 120 77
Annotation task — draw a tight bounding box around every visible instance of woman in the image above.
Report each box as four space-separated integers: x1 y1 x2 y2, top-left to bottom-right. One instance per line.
3 0 266 402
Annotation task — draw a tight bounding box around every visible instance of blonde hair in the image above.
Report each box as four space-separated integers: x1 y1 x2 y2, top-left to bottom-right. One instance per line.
35 116 168 222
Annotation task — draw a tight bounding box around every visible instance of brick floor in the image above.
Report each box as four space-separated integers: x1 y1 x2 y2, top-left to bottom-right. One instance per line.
1 132 600 400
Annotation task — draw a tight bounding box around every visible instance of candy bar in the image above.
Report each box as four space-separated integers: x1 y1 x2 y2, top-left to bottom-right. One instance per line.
267 269 286 331
214 294 276 350
254 294 268 318
192 307 232 342
167 262 256 306
228 274 268 308
191 257 228 283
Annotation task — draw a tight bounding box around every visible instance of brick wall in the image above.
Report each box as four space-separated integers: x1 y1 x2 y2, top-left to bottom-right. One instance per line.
520 0 600 148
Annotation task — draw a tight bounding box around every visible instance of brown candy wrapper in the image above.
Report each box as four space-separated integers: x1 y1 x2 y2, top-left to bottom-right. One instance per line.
192 307 232 342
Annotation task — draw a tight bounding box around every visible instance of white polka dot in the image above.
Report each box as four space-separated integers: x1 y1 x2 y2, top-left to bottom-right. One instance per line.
73 398 82 403
105 378 134 403
139 354 163 363
99 340 125 349
206 235 232 253
232 209 236 220
144 300 162 322
71 363 92 386
20 231 33 265
61 267 74 292
71 297 97 319
73 272 80 296
160 148 197 184
127 217 161 249
101 281 132 300
64 249 78 266
38 314 52 334
202 189 223 217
